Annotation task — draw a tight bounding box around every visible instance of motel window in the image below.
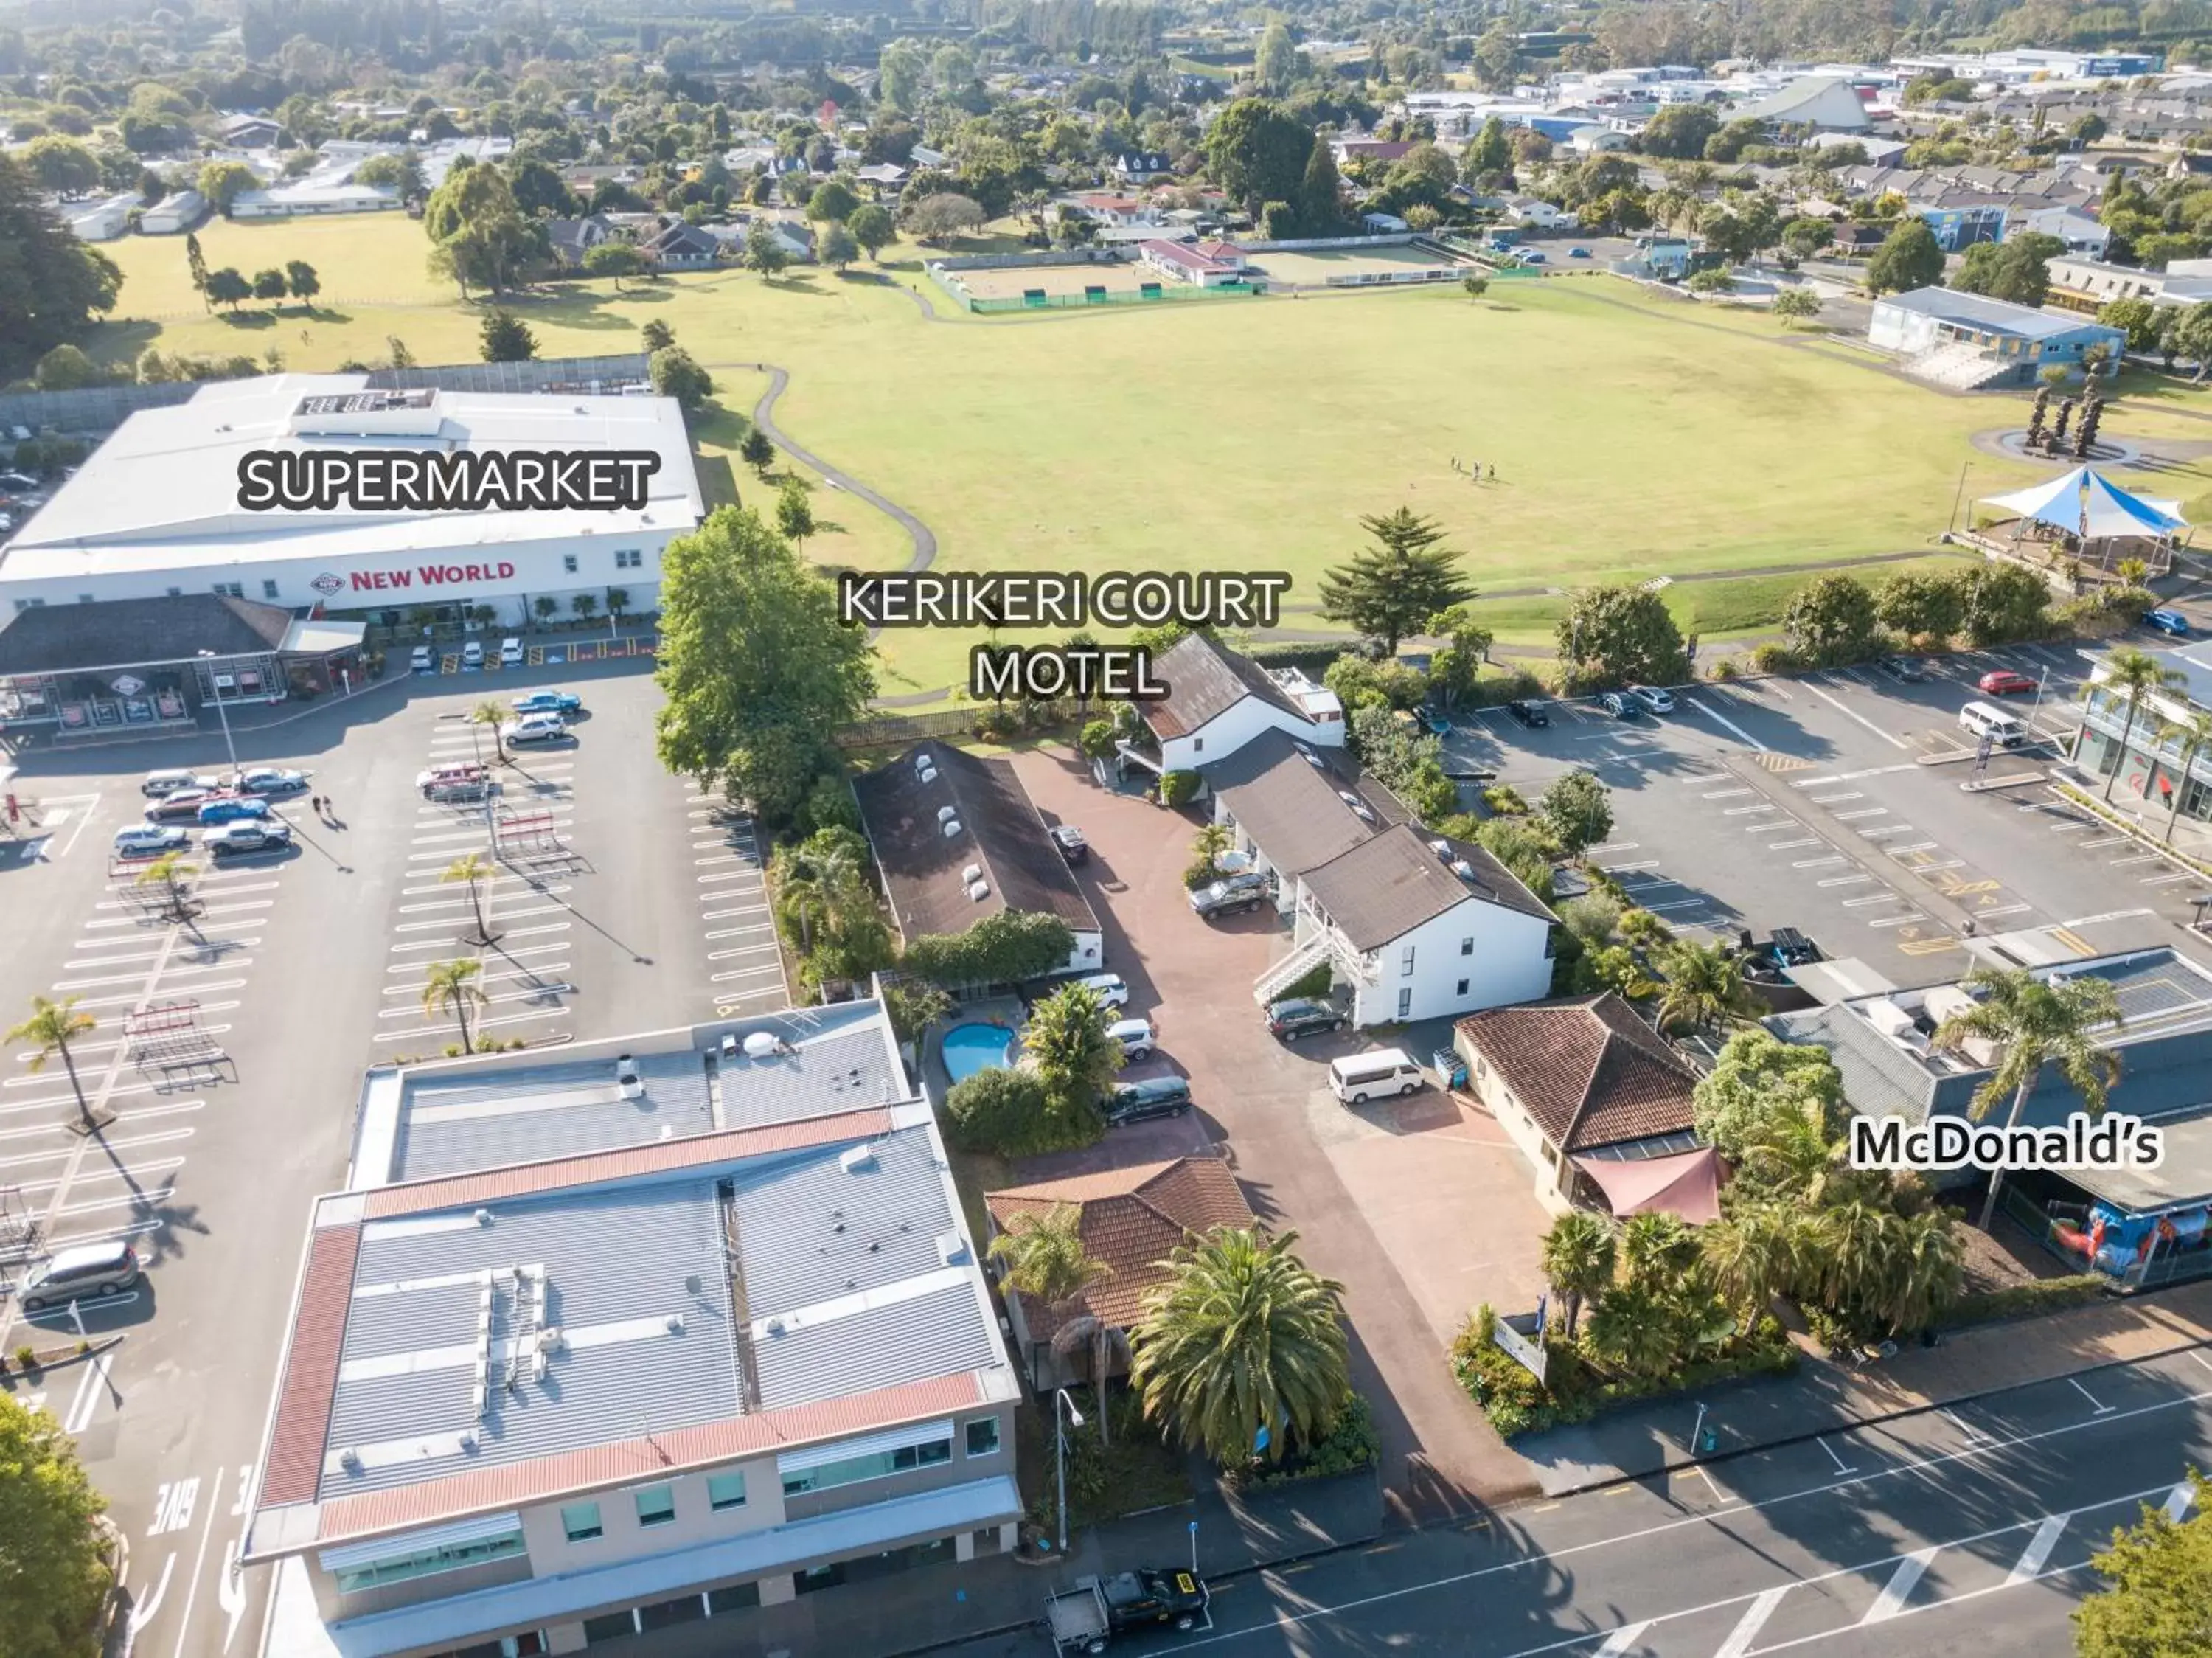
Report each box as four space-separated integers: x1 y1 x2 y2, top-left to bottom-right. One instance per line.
1400 946 1416 977
634 1485 677 1527
1460 937 1473 956
560 1502 602 1543
706 1473 748 1512
615 549 641 569
1192 737 1203 752
77 594 94 604
965 1418 1001 1458
212 582 244 598
1457 979 1470 997
781 1432 953 1496
562 554 578 574
1397 988 1413 1020
12 598 44 611
167 587 183 597
262 580 281 600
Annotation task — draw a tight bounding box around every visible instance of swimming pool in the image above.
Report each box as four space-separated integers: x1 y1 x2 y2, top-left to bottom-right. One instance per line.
942 1022 1015 1083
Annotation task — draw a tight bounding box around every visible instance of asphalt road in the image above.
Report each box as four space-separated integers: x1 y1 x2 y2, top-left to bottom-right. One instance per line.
945 1347 2212 1657
0 655 765 1658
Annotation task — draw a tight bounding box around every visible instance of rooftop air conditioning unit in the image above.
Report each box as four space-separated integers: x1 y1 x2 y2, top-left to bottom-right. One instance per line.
938 805 958 824
942 818 962 838
968 879 990 901
538 1327 566 1353
616 1055 642 1098
839 1143 878 1174
936 1230 970 1266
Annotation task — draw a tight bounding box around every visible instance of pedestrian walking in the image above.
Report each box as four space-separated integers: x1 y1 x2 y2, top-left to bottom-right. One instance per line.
1487 463 1496 481
310 794 323 817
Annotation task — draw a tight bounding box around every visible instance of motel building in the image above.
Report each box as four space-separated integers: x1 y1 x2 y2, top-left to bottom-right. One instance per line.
0 374 705 642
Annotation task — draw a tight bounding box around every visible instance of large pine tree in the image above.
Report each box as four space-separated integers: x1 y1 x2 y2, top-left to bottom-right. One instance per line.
0 155 123 378
1315 508 1476 655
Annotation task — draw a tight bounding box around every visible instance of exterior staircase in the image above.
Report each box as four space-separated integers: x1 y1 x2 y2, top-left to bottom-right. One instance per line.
1253 935 1332 1005
1907 341 2014 392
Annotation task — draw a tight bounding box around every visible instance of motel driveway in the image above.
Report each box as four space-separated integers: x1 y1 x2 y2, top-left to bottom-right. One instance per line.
1009 746 1553 1519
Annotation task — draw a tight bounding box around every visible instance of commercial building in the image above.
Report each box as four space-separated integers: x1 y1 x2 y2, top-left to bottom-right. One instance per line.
1868 287 2126 385
2074 639 2212 825
0 375 703 628
248 1002 1023 1658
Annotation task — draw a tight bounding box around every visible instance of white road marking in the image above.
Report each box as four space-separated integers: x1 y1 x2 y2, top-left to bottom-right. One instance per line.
1819 874 1873 887
1591 1625 1649 1657
127 1552 175 1636
1815 1436 1854 1476
1834 808 1888 821
1860 824 1913 838
1810 793 1863 804
1860 1547 1937 1624
1843 893 1903 906
1702 788 1753 799
1977 903 2032 918
1885 841 1937 854
2061 908 2156 928
2164 1481 2198 1522
1686 697 1768 752
2109 853 2162 867
1715 1586 1789 1658
2143 871 2195 885
1801 678 1910 749
1724 804 1777 816
1768 839 1822 850
166 1466 227 1658
2006 1516 2068 1586
65 1342 111 1433
1793 856 1846 869
1868 913 1928 929
2068 1378 2115 1415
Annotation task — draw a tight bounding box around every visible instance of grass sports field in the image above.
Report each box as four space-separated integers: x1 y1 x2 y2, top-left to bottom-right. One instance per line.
1248 244 1460 284
950 262 1163 300
85 215 2212 704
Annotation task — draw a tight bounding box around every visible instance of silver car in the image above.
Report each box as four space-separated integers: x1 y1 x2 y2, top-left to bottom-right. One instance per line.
19 1241 142 1313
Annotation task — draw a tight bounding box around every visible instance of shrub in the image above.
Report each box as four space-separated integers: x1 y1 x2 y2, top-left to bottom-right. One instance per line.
1239 1394 1380 1488
1617 907 1674 946
903 910 1077 990
1941 1274 2104 1330
942 1065 1100 1156
1160 770 1200 808
15 1345 36 1372
1708 656 1741 680
1482 784 1528 816
1278 958 1335 1001
1749 641 1803 674
1559 892 1624 948
1184 860 1225 889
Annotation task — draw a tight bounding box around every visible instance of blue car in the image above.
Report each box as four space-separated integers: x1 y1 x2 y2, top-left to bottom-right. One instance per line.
197 797 271 825
511 690 582 715
1423 709 1452 736
1568 246 1592 259
2144 608 2191 637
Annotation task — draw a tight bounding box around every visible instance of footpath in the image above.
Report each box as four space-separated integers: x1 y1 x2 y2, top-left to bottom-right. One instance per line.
1512 1277 2212 1497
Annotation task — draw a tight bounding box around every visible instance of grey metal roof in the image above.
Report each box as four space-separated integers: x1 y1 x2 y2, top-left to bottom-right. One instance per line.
321 1180 742 1500
1302 822 1554 950
1144 634 1304 739
2070 1106 2212 1213
0 593 297 676
1765 1005 1933 1122
717 1021 903 1131
755 1283 1002 1412
1878 285 2122 343
726 1125 952 1311
391 1052 714 1181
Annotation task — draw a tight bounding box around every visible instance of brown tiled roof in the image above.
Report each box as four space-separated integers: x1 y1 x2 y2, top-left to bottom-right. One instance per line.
361 1107 894 1219
1304 822 1554 948
311 1372 985 1547
258 1221 363 1508
1455 993 1698 1154
984 1157 1253 1331
1143 634 1304 740
854 744 1099 946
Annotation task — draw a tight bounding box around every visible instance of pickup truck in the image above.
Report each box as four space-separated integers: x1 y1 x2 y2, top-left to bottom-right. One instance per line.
1047 1569 1210 1653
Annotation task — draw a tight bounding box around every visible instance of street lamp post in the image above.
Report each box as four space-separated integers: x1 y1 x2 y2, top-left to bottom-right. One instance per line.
196 650 240 779
1055 1388 1085 1555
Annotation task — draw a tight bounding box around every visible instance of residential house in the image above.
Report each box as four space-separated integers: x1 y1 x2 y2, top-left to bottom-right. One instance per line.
1192 239 1248 269
1071 193 1156 227
2017 207 2112 257
1200 726 1410 918
855 162 910 192
641 221 723 270
1504 195 1576 229
1567 125 1632 155
242 1005 1023 1658
1330 138 1417 168
545 215 619 270
1910 187 2011 250
854 743 1105 982
1135 631 1346 775
1110 150 1175 184
984 1158 1255 1388
139 189 206 235
220 112 282 148
1456 992 1703 1213
1361 210 1412 233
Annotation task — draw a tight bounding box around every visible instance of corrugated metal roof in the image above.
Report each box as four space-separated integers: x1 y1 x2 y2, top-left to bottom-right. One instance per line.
260 1222 364 1508
391 1051 714 1181
718 1024 902 1131
757 1283 1002 1411
726 1125 953 1312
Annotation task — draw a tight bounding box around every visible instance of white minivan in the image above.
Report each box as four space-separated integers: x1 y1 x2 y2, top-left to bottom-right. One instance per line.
1959 701 2027 748
1329 1047 1426 1104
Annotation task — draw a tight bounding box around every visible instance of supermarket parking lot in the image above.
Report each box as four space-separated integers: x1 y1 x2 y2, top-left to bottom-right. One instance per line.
1446 642 2183 980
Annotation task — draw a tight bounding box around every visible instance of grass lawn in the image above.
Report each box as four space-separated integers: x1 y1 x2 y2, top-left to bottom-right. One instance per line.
79 215 2212 697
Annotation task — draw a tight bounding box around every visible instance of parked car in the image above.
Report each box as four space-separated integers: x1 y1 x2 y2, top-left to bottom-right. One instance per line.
1876 656 1930 684
1520 249 1548 263
417 762 490 801
410 645 435 674
17 1240 141 1314
114 825 191 859
510 690 582 715
1073 973 1130 1010
1099 1569 1209 1632
230 766 308 795
1978 668 2038 696
460 639 484 671
2145 608 2191 637
500 636 525 665
500 713 566 745
141 769 216 797
1189 871 1270 919
205 819 293 857
1568 246 1592 258
1423 708 1453 736
1600 691 1641 719
0 469 38 491
1106 1075 1192 1124
145 788 224 822
1049 824 1089 865
1265 996 1346 1041
1506 698 1551 729
1629 685 1675 715
1740 926 1823 981
197 797 270 825
1107 1018 1156 1062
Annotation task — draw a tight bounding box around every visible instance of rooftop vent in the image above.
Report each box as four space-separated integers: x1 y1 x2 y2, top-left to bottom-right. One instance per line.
915 749 932 774
967 879 990 901
473 1208 495 1227
1450 859 1478 882
763 1314 787 1336
1302 751 1327 769
937 805 958 825
538 1327 566 1354
839 1143 878 1174
1429 839 1452 860
942 818 963 839
616 1055 642 1099
459 1429 479 1453
919 765 939 785
936 1230 970 1266
1351 803 1376 823
337 1447 361 1471
665 1314 686 1335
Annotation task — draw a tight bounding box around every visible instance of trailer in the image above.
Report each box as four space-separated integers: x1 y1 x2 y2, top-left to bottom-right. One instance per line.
1046 1581 1110 1655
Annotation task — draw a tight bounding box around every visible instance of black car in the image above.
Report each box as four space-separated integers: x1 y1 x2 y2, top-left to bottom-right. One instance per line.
1265 996 1346 1041
1049 823 1089 864
1876 656 1930 684
1189 871 1270 918
1106 1075 1192 1124
1506 698 1551 728
1101 1568 1210 1633
1600 691 1641 720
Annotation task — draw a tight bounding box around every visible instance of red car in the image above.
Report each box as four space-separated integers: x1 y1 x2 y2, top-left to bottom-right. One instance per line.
1978 669 2037 696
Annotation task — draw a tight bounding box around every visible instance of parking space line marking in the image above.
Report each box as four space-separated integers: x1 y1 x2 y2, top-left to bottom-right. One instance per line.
1819 874 1874 887
1716 1587 1789 1658
1601 860 1660 873
1768 839 1822 850
1591 1625 1650 1657
1868 913 1928 929
2062 909 2156 927
1686 696 1767 752
1744 820 1792 832
1834 808 1888 821
1724 805 1777 816
1977 903 2033 918
1860 825 1913 837
1642 898 1709 914
1810 793 1863 804
2007 1516 2069 1587
2082 835 2130 848
1914 859 1965 872
1861 1547 1938 1624
2144 871 2195 885
1702 788 1753 799
1887 842 1938 853
2110 853 2162 867
1844 893 1903 906
1801 678 1910 749
1793 856 1846 868
1587 844 1639 856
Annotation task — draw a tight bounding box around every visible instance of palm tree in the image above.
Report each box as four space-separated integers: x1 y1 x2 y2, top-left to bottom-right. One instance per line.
1190 821 1232 871
1739 1099 1850 1206
7 995 101 1134
1584 1283 1678 1381
1538 1210 1616 1339
1022 982 1122 1109
470 699 511 763
1131 1227 1349 1468
1934 965 2124 1230
1698 1205 1797 1325
136 850 198 923
987 1204 1120 1443
1875 1207 1966 1336
1620 1210 1700 1288
442 852 498 946
1652 937 1753 1036
2157 710 2212 843
2090 648 2185 804
420 958 487 1053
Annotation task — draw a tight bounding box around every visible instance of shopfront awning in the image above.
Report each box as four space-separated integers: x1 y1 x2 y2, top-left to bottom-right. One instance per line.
281 617 367 656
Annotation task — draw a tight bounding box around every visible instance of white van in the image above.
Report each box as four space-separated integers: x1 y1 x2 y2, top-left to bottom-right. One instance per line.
1329 1047 1426 1104
1959 701 2026 748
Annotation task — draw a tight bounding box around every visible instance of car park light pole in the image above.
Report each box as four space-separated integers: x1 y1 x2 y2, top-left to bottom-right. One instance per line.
195 650 240 780
1055 1388 1085 1555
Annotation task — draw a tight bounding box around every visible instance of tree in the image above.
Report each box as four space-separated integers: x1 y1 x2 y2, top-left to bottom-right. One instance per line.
848 201 895 259
479 309 538 363
1782 573 1881 666
2074 1471 2212 1657
195 159 260 215
1462 116 1512 183
185 232 209 311
1132 1227 1349 1467
1933 965 2123 1230
2098 296 2164 353
1298 137 1342 233
1315 509 1475 655
1770 287 1822 327
0 155 123 375
1699 1205 1798 1325
423 160 544 298
737 221 789 278
649 346 713 411
1023 982 1124 1109
806 178 860 223
740 429 776 476
903 910 1075 991
654 507 876 828
878 38 927 111
1694 1028 1843 1165
987 1204 1120 1441
1865 218 1944 294
1652 937 1753 1035
136 850 198 923
203 267 251 311
1874 569 1965 642
1203 97 1315 216
638 320 676 355
252 267 289 305
0 1391 112 1658
1641 103 1720 160
1956 563 2050 647
284 260 320 305
7 995 100 1135
1256 20 1301 91
1556 585 1689 691
818 222 860 272
1539 770 1613 858
442 851 498 945
584 241 644 289
1462 274 1490 301
355 152 427 200
2174 302 2212 381
1427 604 1493 708
420 959 487 1054
2091 647 2186 802
770 827 893 988
1952 232 2063 307
1540 1210 1616 1339
905 192 984 245
506 156 578 218
572 593 598 625
25 136 101 198
32 344 96 391
775 476 816 547
2159 710 2212 842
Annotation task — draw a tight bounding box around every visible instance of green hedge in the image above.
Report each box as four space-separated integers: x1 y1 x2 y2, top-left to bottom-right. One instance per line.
1277 959 1335 1002
1234 1394 1380 1489
1941 1274 2106 1331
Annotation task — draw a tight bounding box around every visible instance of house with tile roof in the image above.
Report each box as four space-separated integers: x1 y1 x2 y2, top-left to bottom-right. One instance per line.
1455 992 1703 1212
984 1158 1256 1388
243 1000 1022 1658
